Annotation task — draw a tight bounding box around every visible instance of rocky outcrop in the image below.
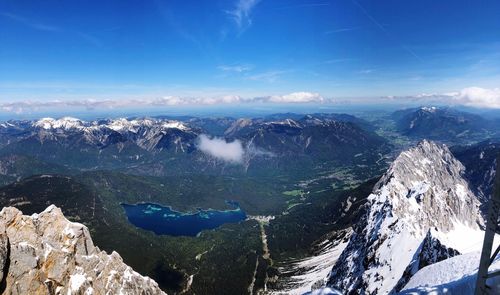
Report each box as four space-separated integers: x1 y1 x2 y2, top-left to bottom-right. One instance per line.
327 140 483 294
0 205 165 295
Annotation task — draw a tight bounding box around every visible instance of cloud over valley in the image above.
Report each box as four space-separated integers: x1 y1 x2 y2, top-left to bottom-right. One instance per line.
196 134 245 164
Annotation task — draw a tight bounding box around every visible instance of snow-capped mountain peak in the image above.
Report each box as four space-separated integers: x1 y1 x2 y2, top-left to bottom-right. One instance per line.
34 117 85 130
161 121 189 131
105 118 157 132
327 140 483 295
107 118 136 132
420 106 437 113
27 116 198 153
373 139 480 232
103 118 190 133
33 117 191 133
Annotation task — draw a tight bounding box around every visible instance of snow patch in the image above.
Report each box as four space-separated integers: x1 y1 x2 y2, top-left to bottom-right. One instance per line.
455 184 467 202
431 222 499 254
400 252 500 294
304 287 342 295
272 237 349 295
421 106 437 113
68 267 90 294
35 117 83 130
162 121 189 131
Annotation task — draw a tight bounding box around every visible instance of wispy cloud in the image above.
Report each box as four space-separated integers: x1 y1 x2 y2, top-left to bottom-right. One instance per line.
358 69 374 74
324 27 361 34
154 2 202 47
217 64 253 73
226 0 262 33
246 70 287 83
324 58 353 64
383 87 500 109
0 12 102 47
276 3 330 10
76 32 103 47
350 0 423 62
0 12 61 32
409 75 423 81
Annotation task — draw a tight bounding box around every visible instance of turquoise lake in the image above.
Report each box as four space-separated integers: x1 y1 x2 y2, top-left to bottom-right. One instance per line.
122 201 247 237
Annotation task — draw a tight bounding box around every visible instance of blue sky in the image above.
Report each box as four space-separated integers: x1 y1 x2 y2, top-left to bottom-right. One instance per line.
1 0 500 111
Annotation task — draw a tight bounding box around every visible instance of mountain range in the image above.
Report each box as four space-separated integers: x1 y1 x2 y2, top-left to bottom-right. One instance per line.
0 115 391 185
0 109 499 294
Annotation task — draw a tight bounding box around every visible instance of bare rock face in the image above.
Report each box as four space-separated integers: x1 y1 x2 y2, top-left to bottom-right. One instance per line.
374 139 480 231
0 205 166 295
0 233 7 283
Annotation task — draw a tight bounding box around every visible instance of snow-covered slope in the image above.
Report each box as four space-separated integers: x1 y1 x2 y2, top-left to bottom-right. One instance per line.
272 230 351 295
327 140 484 294
34 117 85 130
399 251 500 294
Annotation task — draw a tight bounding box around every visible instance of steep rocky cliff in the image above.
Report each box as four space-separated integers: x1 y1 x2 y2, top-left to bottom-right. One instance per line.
327 140 484 294
0 205 165 294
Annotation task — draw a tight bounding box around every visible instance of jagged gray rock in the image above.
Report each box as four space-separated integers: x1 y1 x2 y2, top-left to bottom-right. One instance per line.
0 205 166 295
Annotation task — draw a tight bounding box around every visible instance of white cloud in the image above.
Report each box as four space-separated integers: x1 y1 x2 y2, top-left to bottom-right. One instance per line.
220 95 244 103
197 134 244 163
226 0 261 32
454 87 500 108
269 92 324 103
154 96 185 106
384 87 500 109
154 95 247 105
0 91 328 113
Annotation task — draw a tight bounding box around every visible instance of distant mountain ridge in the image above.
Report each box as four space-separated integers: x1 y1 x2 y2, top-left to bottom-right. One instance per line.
451 139 500 214
392 106 499 143
225 115 386 161
0 115 390 179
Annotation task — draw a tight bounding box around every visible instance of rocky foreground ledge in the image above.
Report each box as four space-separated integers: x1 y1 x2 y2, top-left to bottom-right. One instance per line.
0 205 166 295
